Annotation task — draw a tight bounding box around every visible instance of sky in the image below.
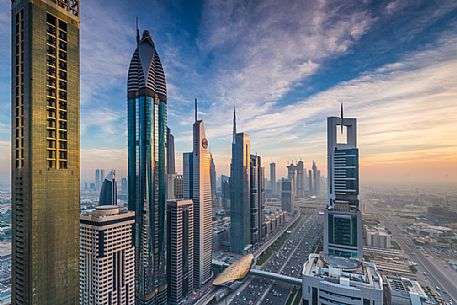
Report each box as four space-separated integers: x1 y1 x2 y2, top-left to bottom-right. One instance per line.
1 0 457 186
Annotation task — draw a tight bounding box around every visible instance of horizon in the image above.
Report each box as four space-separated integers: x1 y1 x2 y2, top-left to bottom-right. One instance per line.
1 0 457 186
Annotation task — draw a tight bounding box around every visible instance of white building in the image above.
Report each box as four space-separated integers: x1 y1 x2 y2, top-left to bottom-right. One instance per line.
386 276 432 305
367 227 392 249
80 206 135 305
192 99 213 288
302 254 383 305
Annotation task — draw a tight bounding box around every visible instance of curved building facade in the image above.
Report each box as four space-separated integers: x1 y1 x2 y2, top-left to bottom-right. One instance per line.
127 30 168 305
99 171 117 206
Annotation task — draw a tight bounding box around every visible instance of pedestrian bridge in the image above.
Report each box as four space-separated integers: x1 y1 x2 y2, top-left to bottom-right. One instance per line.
212 256 302 286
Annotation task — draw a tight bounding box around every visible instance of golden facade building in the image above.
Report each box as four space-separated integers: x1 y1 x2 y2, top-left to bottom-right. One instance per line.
11 1 80 304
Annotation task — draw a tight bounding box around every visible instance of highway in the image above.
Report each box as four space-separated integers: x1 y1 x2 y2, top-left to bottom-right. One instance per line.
382 216 457 304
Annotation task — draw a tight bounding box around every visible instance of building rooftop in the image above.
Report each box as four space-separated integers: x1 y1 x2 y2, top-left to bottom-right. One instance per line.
303 254 383 290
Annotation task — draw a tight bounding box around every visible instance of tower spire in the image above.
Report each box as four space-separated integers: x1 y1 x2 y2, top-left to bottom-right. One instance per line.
232 102 237 144
195 98 198 123
136 17 140 45
340 102 344 134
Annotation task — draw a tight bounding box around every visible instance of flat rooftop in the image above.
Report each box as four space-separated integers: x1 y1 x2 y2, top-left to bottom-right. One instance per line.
303 254 383 290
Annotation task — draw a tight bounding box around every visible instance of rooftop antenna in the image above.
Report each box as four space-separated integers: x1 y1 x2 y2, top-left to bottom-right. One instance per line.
340 101 344 134
194 98 198 123
232 101 237 145
136 17 140 45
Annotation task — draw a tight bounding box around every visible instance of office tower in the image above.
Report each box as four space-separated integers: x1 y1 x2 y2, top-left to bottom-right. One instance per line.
174 174 184 199
167 127 176 175
183 152 193 199
11 1 80 304
210 153 217 199
287 162 296 196
324 111 362 258
221 175 231 210
259 166 265 242
96 169 101 190
249 155 260 244
230 128 251 254
99 170 117 205
121 177 128 194
312 161 318 196
127 28 168 304
192 98 213 288
296 160 304 198
308 169 313 195
167 199 194 304
80 206 135 305
269 162 276 194
317 169 321 195
281 178 294 212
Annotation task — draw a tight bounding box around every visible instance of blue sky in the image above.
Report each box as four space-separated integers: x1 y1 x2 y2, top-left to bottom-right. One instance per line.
1 0 457 185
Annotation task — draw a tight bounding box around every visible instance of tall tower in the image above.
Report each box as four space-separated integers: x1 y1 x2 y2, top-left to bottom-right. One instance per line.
287 163 296 197
11 1 80 304
324 108 362 258
183 152 193 199
80 206 135 305
312 161 318 196
99 170 117 205
269 162 276 194
167 199 194 304
296 160 304 198
167 127 176 175
249 155 260 244
127 29 168 304
230 131 251 254
192 99 213 288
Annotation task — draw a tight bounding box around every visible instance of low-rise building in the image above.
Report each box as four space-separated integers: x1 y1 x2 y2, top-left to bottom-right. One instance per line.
385 276 432 305
302 254 383 305
367 227 392 249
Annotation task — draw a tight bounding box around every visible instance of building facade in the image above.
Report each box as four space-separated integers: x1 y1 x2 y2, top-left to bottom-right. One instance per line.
302 254 383 305
324 115 362 258
80 206 135 305
127 29 168 304
167 200 194 305
296 161 305 198
249 155 260 244
167 127 175 175
183 152 193 199
11 1 80 304
281 178 294 212
230 132 251 254
191 100 213 288
99 170 117 205
270 162 276 194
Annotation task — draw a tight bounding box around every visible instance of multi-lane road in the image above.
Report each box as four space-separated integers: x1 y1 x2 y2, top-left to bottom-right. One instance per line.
229 213 323 305
382 216 457 304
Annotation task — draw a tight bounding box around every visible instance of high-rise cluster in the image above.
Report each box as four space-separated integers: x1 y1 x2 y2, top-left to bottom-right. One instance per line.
230 107 266 254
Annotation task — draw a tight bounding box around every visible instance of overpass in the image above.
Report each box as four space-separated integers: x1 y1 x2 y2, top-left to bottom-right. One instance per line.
212 257 302 286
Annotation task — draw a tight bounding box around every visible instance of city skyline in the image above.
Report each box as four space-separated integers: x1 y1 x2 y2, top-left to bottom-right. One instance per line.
1 1 457 186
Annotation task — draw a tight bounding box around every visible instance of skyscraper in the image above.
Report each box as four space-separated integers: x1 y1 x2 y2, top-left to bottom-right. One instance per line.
192 98 213 288
308 169 313 195
99 170 117 205
230 106 251 254
281 178 294 212
167 199 194 304
324 110 362 258
80 206 135 305
287 162 297 197
167 127 176 175
269 162 276 194
11 1 80 304
312 161 318 196
221 175 231 210
210 153 217 201
249 155 260 244
127 29 168 304
183 152 193 199
296 160 305 198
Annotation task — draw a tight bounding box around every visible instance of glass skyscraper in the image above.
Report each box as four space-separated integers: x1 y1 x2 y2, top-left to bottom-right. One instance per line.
11 1 80 304
127 29 168 305
324 114 362 258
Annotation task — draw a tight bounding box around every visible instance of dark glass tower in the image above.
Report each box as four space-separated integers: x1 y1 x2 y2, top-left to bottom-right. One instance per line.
127 29 168 305
11 1 80 304
99 170 117 205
